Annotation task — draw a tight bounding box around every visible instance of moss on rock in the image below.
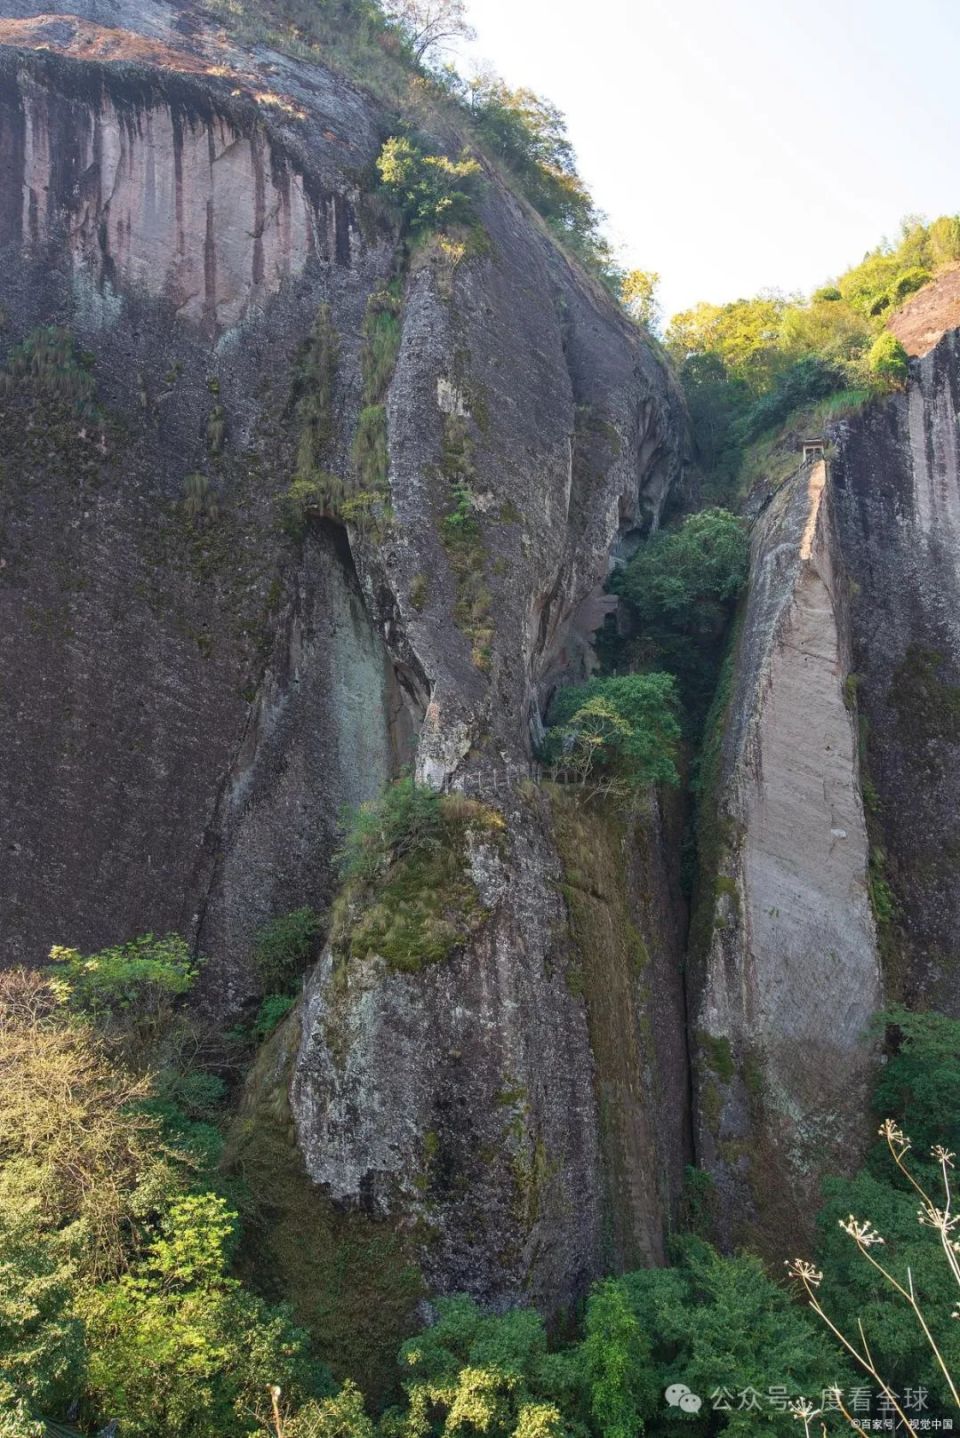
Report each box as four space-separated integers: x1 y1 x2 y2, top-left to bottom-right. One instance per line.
331 792 504 972
222 1015 422 1405
547 786 661 1270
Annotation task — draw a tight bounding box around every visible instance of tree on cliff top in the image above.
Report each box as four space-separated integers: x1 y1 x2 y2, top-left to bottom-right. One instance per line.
380 0 475 63
622 269 662 331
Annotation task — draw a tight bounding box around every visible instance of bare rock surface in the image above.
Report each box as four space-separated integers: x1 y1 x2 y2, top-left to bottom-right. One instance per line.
889 265 960 357
694 460 880 1249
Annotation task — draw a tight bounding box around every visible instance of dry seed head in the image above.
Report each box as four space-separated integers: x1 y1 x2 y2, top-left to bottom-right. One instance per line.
918 1205 959 1234
787 1258 823 1286
879 1119 910 1149
840 1216 884 1246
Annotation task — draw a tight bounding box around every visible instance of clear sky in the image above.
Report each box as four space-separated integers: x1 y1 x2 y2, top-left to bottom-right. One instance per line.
454 0 960 320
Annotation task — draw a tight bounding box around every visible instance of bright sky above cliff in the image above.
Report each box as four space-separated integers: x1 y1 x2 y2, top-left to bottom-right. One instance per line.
456 0 960 321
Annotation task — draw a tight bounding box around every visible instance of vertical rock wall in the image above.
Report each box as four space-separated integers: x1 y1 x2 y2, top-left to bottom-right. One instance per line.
832 331 960 1013
694 460 880 1249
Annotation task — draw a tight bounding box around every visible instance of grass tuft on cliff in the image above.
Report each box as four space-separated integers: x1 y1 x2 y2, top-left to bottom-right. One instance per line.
331 777 504 971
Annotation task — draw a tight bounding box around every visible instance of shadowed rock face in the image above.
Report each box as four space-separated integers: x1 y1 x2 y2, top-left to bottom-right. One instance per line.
832 332 960 1013
0 0 691 1308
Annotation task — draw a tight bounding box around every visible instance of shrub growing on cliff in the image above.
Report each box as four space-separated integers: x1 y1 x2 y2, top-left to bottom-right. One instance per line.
253 908 323 994
614 508 749 727
334 779 503 970
0 326 99 421
362 284 403 403
337 777 444 883
292 304 340 483
543 672 681 791
866 331 909 389
376 135 482 236
48 933 200 1041
183 471 220 523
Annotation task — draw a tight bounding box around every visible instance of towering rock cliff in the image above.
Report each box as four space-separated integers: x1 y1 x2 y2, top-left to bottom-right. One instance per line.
11 0 960 1376
832 329 960 1014
692 457 880 1249
691 318 960 1247
0 0 690 1337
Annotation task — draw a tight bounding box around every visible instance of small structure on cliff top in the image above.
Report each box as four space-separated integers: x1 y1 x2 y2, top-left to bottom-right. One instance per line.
802 438 826 465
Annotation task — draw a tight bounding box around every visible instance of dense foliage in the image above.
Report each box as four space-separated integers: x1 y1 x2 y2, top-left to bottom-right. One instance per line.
668 214 959 498
48 933 199 1036
812 1009 960 1411
81 1194 326 1438
612 508 750 729
0 961 330 1435
375 136 482 236
542 673 682 790
542 511 747 803
5 925 960 1435
252 908 324 995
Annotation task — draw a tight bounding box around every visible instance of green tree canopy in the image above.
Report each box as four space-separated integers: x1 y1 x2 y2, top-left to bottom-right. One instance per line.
543 672 681 789
81 1195 328 1438
376 136 482 235
866 332 909 389
614 508 750 726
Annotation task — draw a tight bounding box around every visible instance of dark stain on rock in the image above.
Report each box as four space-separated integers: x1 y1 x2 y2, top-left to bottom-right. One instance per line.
334 193 351 266
0 80 24 249
252 128 265 288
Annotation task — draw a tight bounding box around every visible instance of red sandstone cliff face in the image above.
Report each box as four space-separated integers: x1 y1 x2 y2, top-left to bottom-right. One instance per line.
0 17 366 333
889 265 960 358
